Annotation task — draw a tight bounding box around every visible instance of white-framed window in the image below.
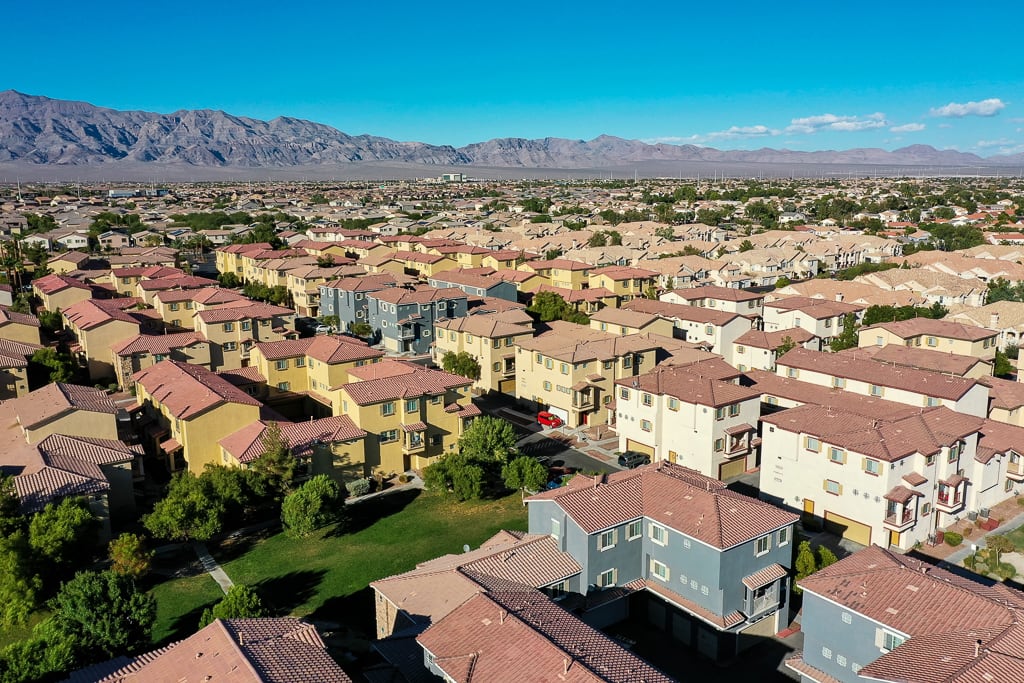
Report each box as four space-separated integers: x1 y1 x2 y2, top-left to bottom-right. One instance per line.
870 384 884 397
598 529 617 551
728 403 741 417
381 402 396 416
543 381 552 391
832 377 846 389
756 535 770 556
627 520 642 540
223 322 234 332
223 342 237 351
241 320 251 331
276 360 288 371
714 438 724 452
825 479 842 495
619 387 630 400
405 398 419 412
880 630 905 652
836 655 847 667
668 397 680 411
641 419 652 432
649 523 667 546
683 538 691 549
276 382 290 391
378 429 398 443
597 568 617 588
295 357 305 367
778 527 789 546
551 519 560 540
805 436 821 452
829 447 847 464
622 355 633 368
651 559 669 582
642 393 653 406
822 647 833 660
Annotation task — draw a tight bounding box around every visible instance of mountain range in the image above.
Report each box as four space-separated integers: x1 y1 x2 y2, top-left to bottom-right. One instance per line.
2 90 1022 173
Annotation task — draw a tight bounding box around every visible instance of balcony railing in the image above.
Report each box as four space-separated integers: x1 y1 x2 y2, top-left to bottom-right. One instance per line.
397 328 416 340
403 437 424 453
751 591 778 616
936 490 964 512
1008 461 1024 481
883 510 915 531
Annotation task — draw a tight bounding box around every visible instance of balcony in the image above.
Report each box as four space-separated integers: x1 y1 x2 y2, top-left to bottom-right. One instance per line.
936 490 964 514
883 509 916 532
397 327 416 340
403 436 425 454
1008 460 1024 482
751 592 778 617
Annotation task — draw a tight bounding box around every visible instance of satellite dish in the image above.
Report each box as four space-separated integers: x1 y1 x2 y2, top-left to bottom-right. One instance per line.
463 544 470 553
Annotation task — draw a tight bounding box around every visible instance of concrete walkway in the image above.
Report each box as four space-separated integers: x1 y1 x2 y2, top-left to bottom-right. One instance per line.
192 541 234 594
345 472 423 505
940 509 1024 567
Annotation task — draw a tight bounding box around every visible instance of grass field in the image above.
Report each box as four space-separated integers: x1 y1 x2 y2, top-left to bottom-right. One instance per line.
148 488 528 646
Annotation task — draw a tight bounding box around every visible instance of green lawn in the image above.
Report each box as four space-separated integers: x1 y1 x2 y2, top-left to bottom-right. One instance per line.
0 610 50 650
1004 525 1024 551
216 490 527 633
149 572 225 645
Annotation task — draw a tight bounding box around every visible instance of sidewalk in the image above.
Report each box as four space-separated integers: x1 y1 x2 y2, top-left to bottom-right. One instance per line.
345 472 423 505
191 541 234 594
940 508 1024 567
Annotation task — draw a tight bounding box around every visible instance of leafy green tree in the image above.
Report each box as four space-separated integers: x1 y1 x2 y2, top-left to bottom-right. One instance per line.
829 313 860 352
793 540 816 593
0 475 24 536
817 546 839 569
251 422 296 499
8 293 31 315
144 472 225 542
281 475 345 538
774 277 792 289
349 321 373 337
986 534 1015 565
738 239 755 252
37 309 62 333
528 291 589 324
29 347 75 383
459 416 517 462
587 232 608 248
28 498 98 576
218 272 241 288
198 584 267 628
995 349 1015 377
0 623 76 683
987 277 1024 304
49 570 156 662
424 454 486 501
502 456 548 501
108 533 153 581
0 532 41 627
544 248 563 261
776 335 797 359
441 351 481 381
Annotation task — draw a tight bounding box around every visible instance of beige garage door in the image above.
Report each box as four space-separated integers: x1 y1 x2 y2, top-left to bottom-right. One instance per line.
824 511 871 546
718 458 747 480
498 379 516 394
625 439 655 457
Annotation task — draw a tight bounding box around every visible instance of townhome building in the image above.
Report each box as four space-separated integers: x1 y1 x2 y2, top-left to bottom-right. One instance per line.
133 359 264 472
426 268 519 302
0 305 41 345
526 463 799 662
284 263 363 317
432 314 534 395
840 344 992 378
515 322 674 427
192 301 296 371
135 275 219 305
661 285 765 321
587 265 659 305
62 298 163 382
759 403 983 550
857 317 999 361
215 242 272 277
855 269 987 307
534 284 618 314
152 287 249 329
518 258 593 290
789 546 1024 683
613 360 761 479
946 301 1024 351
623 298 751 356
775 348 990 417
337 360 477 473
240 249 311 285
106 265 184 296
367 285 468 355
111 332 211 390
731 328 818 372
362 250 458 279
763 297 865 346
0 338 40 399
318 274 400 332
32 273 93 312
981 375 1024 426
589 307 675 338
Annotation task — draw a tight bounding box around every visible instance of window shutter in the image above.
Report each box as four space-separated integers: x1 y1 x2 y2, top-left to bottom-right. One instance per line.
874 628 885 649
838 483 844 495
823 479 828 491
862 457 867 471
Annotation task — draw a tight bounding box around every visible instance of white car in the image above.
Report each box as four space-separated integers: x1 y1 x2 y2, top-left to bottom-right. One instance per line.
314 325 334 334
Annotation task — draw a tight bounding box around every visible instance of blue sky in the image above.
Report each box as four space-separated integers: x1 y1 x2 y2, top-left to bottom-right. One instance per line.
7 0 1023 155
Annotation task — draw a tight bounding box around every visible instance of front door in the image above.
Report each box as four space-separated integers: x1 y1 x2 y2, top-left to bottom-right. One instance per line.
889 530 901 547
803 499 815 515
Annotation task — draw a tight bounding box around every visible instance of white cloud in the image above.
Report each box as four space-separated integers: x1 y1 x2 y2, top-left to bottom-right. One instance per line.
643 124 780 146
785 112 887 134
929 98 1005 117
890 123 925 133
976 138 1016 148
642 135 702 145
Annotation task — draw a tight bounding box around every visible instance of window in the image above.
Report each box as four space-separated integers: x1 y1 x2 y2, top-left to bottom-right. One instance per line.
925 453 936 467
597 569 617 588
778 527 789 546
756 535 770 556
668 397 679 411
728 403 741 417
241 320 251 331
627 520 642 540
466 334 474 343
926 336 937 347
786 367 798 378
431 395 442 405
836 655 847 667
378 429 399 443
829 447 847 464
805 436 821 452
870 384 884 397
842 612 852 624
825 479 842 495
715 407 725 420
223 342 237 351
603 361 613 370
276 360 288 371
822 647 833 660
921 502 931 516
714 438 724 452
551 519 560 540
622 355 633 369
651 559 669 582
926 396 941 407
545 358 553 369
1007 478 1016 493
641 419 652 432
598 529 617 551
560 363 569 375
295 357 305 367
543 381 552 391
169 302 179 311
405 399 419 412
949 441 961 462
154 354 166 362
649 523 667 546
832 377 846 389
864 458 880 475
493 362 501 372
881 630 905 652
619 388 630 400
737 345 745 354
431 434 442 446
276 381 290 391
381 402 396 416
535 353 543 364
492 339 500 349
824 318 832 328
641 392 653 407
223 322 234 332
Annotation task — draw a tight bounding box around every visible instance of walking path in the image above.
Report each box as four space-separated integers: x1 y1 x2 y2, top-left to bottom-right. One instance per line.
191 541 234 593
939 508 1024 567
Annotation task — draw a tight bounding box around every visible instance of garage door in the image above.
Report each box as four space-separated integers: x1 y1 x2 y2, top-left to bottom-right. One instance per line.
824 511 871 546
719 458 747 480
498 379 516 394
626 439 655 457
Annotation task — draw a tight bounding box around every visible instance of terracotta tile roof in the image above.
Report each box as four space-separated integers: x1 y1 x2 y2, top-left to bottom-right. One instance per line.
517 322 665 364
588 307 660 329
528 462 798 550
623 297 741 326
0 338 41 368
977 419 1024 461
615 364 759 407
111 331 206 356
428 269 509 289
764 295 865 318
63 297 145 330
196 301 293 323
861 316 998 341
903 472 928 486
416 589 674 683
217 366 267 386
777 347 982 401
0 305 40 328
93 617 351 682
434 315 532 339
979 375 1024 411
785 652 844 683
305 335 384 365
10 382 117 430
734 326 815 349
524 257 593 271
742 564 788 590
320 273 398 292
884 485 924 504
218 416 365 463
32 273 91 295
536 284 617 303
342 361 471 404
368 285 466 305
668 285 763 302
843 344 989 377
134 360 261 420
253 337 316 360
589 265 659 280
137 275 217 291
639 579 745 630
761 404 983 461
743 369 924 421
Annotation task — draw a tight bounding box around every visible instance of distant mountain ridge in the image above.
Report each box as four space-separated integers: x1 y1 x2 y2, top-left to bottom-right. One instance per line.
1 90 1021 170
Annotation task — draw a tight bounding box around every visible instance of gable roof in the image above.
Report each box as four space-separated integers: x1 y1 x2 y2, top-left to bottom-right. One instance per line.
134 360 261 420
617 363 759 407
10 382 117 430
111 331 207 356
341 361 472 403
305 335 384 365
218 416 366 463
861 316 998 341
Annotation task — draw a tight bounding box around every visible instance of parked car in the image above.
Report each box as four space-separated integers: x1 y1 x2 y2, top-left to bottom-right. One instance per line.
537 411 563 427
617 451 650 469
314 324 334 334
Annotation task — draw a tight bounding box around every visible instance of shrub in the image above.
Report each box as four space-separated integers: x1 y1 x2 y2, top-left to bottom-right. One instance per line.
346 478 372 497
944 531 964 547
397 474 410 484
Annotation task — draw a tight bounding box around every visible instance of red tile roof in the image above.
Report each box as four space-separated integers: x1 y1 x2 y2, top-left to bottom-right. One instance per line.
134 360 261 419
32 272 91 295
305 335 384 365
0 305 40 328
10 382 117 430
0 338 42 368
218 416 366 463
111 331 207 356
63 297 146 330
615 364 760 407
196 301 293 323
861 316 998 342
624 297 741 326
342 361 471 404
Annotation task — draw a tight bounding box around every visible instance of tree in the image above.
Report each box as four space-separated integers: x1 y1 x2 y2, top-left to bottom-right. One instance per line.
144 472 225 542
527 290 589 324
502 456 548 501
0 475 24 536
218 272 241 288
793 540 816 592
0 624 76 683
544 248 563 261
587 232 608 248
995 349 1015 377
198 584 267 628
459 416 517 463
108 533 153 581
0 532 41 627
29 347 75 383
738 239 755 252
349 321 373 337
49 570 156 662
281 475 345 538
817 545 838 569
37 309 62 333
775 335 796 359
774 276 792 289
318 314 340 330
28 498 98 576
250 422 296 498
441 351 481 381
424 454 486 501
828 313 860 352
986 534 1015 565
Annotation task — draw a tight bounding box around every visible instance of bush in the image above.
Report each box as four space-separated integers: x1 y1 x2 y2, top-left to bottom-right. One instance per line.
346 478 372 497
397 474 410 484
944 532 964 547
